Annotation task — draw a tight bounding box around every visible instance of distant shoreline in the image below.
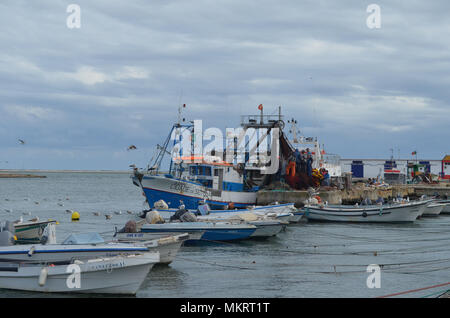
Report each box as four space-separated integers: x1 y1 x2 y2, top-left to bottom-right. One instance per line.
0 169 132 175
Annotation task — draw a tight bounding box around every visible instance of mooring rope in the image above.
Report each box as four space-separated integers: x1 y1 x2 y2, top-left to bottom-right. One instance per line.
377 281 450 298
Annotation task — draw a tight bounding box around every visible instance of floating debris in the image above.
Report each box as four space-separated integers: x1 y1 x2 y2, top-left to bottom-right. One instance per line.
105 214 112 220
92 212 100 216
114 211 122 215
5 209 12 213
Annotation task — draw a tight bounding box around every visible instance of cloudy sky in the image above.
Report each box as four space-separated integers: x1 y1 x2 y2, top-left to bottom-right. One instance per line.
0 0 449 170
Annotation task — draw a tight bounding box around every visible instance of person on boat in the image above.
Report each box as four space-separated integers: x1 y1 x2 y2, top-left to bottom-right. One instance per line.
376 196 384 205
300 150 307 173
306 148 313 177
321 169 330 186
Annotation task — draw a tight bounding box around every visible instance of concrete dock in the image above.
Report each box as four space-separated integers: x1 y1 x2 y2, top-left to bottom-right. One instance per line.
256 183 450 207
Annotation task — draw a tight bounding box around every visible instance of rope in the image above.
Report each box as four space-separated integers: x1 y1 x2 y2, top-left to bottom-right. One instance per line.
377 281 450 298
175 256 255 271
421 289 450 298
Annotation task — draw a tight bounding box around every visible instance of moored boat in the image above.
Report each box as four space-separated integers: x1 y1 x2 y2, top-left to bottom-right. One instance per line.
0 252 159 295
422 202 446 216
438 200 450 214
0 232 151 264
113 231 190 265
13 218 57 244
197 213 288 238
139 222 257 242
303 200 430 223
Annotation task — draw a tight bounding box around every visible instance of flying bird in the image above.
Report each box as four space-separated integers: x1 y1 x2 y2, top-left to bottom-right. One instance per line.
127 145 137 151
18 139 25 145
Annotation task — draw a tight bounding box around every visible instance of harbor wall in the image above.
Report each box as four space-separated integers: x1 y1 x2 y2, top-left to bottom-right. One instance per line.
256 184 450 207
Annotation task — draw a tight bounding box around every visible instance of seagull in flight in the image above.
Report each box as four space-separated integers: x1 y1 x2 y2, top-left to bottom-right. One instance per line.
18 139 25 145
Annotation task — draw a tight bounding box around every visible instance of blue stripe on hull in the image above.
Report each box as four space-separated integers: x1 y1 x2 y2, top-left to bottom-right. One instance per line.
143 187 249 210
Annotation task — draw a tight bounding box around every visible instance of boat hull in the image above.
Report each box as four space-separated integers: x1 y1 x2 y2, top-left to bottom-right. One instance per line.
139 175 256 209
14 221 56 244
304 201 427 223
0 244 149 264
440 202 450 214
140 222 256 242
114 233 189 265
422 203 445 216
0 253 158 295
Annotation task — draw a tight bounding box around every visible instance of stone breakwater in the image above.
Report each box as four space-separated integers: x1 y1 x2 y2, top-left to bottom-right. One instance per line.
0 173 46 178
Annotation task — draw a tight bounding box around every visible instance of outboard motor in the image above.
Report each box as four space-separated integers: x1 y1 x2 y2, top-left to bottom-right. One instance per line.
40 222 57 245
2 221 14 233
0 231 15 246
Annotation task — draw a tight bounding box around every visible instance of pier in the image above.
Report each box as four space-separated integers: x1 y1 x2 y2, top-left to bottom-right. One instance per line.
256 183 450 206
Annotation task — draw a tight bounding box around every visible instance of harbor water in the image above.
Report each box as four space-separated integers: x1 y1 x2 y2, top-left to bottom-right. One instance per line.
1 172 449 298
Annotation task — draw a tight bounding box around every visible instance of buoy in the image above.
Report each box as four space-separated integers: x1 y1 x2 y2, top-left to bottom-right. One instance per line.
71 211 80 221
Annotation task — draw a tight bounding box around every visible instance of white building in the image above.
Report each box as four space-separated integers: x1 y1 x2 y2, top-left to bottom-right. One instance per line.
340 158 442 180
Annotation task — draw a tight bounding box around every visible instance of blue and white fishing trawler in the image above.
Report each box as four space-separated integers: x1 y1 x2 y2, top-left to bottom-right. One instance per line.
132 105 286 210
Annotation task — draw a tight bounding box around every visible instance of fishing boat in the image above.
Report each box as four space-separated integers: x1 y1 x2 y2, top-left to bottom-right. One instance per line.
303 200 430 223
13 218 57 244
422 202 446 216
132 106 287 210
139 222 257 242
0 252 159 295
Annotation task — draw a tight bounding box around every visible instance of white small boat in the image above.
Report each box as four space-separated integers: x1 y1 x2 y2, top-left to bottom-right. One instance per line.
197 213 288 238
435 200 450 214
13 219 57 244
422 202 446 216
0 252 159 295
114 232 190 265
0 232 151 264
155 202 298 223
303 200 430 223
140 222 257 242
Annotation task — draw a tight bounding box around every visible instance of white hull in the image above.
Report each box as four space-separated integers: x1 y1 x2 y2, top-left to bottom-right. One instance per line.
304 201 428 223
248 221 286 237
422 203 445 216
441 204 450 214
13 220 56 243
0 243 149 264
0 253 158 295
114 233 189 265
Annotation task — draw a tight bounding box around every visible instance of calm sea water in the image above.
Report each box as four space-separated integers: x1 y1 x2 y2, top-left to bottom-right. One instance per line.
1 172 449 298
